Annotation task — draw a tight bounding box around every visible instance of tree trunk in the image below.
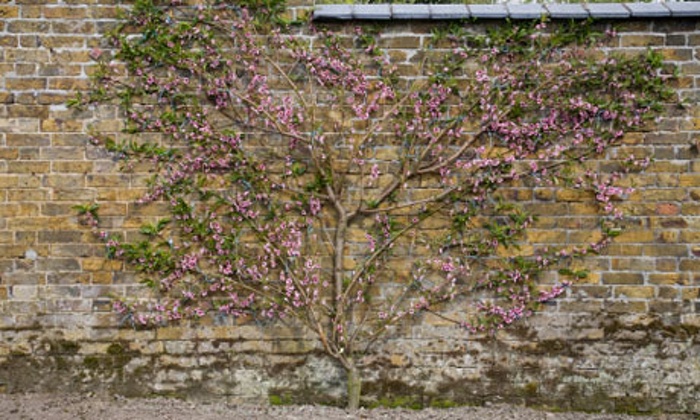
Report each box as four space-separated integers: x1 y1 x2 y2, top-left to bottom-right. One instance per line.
346 365 362 410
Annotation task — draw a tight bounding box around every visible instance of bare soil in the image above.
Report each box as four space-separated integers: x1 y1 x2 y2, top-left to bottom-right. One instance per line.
0 393 694 420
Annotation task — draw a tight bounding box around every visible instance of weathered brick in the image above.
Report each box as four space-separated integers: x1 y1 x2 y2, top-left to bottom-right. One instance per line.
6 161 50 174
40 147 84 160
9 217 74 230
37 92 70 105
6 133 50 147
50 50 92 64
0 118 40 134
88 5 120 19
0 5 20 18
681 287 699 300
42 174 84 189
649 301 681 314
0 35 18 47
643 244 688 257
656 230 679 243
52 188 96 201
47 78 90 91
19 5 42 18
38 36 85 49
620 34 665 47
558 301 604 313
7 188 50 202
51 161 93 173
614 286 655 299
0 147 19 160
612 230 655 243
43 6 88 19
36 258 81 272
679 258 700 272
655 258 678 272
40 119 83 133
51 21 96 34
611 258 655 271
81 258 122 272
602 272 644 285
86 174 130 188
658 48 693 62
0 14 696 410
0 203 39 217
605 301 647 313
6 78 47 91
17 174 42 188
18 35 40 48
52 133 92 147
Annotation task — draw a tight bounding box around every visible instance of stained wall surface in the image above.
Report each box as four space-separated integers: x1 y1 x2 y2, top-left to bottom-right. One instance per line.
0 1 698 413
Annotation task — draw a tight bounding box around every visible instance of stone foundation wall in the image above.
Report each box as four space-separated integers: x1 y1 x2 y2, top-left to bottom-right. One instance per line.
0 1 698 413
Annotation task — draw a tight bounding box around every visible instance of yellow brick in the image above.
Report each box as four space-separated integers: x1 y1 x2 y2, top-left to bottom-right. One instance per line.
7 189 49 201
680 174 700 187
51 162 93 173
47 78 90 90
0 6 19 18
91 272 114 284
614 286 655 299
568 203 599 215
605 301 647 313
659 48 692 62
82 258 122 272
9 217 74 230
611 258 654 271
43 174 84 188
620 34 665 47
613 230 654 243
89 6 121 19
39 36 85 49
5 78 46 90
657 286 679 299
20 5 42 19
0 203 39 217
86 174 130 188
621 132 644 145
602 272 644 285
648 273 690 285
681 287 699 300
40 119 83 132
7 161 49 174
568 230 603 244
43 6 87 19
128 202 171 217
656 230 679 243
526 230 567 243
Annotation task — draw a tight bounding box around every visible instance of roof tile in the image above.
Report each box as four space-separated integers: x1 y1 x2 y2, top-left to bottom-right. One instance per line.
545 3 590 19
392 4 431 20
353 4 391 20
508 3 546 20
585 3 631 19
468 4 508 19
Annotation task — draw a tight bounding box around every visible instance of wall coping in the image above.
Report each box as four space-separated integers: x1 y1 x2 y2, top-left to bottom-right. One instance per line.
312 2 700 20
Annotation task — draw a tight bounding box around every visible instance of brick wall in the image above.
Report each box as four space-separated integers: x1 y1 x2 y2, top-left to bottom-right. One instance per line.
0 1 698 413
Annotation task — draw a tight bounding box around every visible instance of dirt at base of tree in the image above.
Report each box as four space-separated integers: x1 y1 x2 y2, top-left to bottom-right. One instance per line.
0 393 694 420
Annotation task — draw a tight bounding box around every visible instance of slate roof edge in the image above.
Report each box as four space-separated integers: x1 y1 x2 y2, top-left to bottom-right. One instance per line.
312 2 700 21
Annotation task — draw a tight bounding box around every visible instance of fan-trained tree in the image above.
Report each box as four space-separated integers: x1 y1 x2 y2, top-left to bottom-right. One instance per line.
73 0 672 409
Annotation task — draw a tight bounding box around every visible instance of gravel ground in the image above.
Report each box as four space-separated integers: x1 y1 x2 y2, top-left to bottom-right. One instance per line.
0 394 694 420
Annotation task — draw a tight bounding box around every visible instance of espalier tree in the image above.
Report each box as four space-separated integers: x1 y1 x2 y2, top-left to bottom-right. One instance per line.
72 0 672 409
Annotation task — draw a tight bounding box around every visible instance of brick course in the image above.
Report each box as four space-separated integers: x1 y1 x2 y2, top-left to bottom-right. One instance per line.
0 1 698 413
